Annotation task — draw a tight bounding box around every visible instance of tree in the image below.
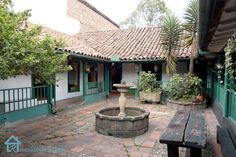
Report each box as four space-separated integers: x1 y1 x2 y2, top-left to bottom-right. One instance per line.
160 14 182 75
0 0 70 84
120 0 169 28
183 0 198 74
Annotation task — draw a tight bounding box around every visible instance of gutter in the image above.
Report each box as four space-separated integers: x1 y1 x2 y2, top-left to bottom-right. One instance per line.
57 51 190 63
198 0 215 50
198 49 225 56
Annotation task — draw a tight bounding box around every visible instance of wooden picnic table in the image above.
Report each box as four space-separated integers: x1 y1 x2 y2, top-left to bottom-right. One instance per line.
159 110 207 157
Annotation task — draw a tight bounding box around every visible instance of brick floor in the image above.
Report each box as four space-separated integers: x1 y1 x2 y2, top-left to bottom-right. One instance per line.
0 98 222 157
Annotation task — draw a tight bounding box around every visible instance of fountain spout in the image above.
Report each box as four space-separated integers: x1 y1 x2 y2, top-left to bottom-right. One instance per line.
113 81 133 117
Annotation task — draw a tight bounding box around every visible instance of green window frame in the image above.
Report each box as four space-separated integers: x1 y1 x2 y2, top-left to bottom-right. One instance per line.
68 60 80 92
87 63 98 89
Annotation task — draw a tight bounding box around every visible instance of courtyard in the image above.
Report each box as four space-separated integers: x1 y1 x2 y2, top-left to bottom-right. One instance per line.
0 97 222 157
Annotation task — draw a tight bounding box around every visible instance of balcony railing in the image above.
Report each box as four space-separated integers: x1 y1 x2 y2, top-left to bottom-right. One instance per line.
0 86 49 113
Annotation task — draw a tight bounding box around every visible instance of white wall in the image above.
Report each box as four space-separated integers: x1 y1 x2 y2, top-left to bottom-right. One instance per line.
98 63 104 82
56 62 83 101
13 0 80 35
162 61 188 82
122 63 137 86
0 75 32 103
0 75 32 89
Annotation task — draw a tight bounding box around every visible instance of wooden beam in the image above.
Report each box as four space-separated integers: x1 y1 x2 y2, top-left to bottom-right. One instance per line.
214 31 234 38
209 40 226 45
218 23 236 32
225 6 236 13
220 17 236 25
212 34 232 41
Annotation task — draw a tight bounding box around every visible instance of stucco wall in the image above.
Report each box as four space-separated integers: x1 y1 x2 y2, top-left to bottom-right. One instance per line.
67 0 119 32
162 61 188 82
0 75 32 90
98 63 104 82
56 62 83 101
0 75 32 103
122 63 137 86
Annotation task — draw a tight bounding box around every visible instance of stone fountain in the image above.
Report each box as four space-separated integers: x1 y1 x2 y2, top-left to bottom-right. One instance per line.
95 80 150 138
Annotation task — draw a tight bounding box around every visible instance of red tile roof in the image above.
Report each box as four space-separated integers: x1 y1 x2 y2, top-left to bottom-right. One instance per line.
37 24 192 61
77 27 192 60
40 26 109 59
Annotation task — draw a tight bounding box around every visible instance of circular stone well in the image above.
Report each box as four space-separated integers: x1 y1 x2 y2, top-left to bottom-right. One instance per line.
95 107 150 138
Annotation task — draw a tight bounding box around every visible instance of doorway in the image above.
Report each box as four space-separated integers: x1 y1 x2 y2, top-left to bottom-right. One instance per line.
110 63 122 91
142 63 162 81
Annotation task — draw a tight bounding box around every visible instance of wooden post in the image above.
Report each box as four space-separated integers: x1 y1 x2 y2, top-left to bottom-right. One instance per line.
104 63 110 97
47 84 53 113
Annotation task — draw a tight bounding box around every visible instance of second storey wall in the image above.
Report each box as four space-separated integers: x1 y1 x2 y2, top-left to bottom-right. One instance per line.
67 0 119 32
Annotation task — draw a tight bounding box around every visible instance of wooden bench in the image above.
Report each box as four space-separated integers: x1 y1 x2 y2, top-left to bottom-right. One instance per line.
217 125 236 157
159 110 207 157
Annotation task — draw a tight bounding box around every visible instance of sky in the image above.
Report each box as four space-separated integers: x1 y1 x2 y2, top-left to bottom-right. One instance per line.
12 0 189 34
86 0 190 23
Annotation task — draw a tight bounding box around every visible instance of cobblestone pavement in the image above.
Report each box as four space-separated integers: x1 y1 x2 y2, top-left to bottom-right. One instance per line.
0 97 222 157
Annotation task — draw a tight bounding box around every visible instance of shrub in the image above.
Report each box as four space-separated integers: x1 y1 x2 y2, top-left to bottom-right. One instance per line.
165 73 203 101
140 71 161 93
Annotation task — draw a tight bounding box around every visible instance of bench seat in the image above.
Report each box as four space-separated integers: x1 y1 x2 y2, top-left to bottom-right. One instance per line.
160 110 207 157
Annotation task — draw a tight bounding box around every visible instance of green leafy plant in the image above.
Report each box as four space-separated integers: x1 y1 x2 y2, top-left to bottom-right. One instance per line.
183 0 198 73
120 0 169 28
224 37 236 81
0 0 71 84
165 73 203 101
140 71 161 93
160 14 182 75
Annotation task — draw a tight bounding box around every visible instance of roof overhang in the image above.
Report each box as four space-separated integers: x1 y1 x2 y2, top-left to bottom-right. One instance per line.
199 0 236 53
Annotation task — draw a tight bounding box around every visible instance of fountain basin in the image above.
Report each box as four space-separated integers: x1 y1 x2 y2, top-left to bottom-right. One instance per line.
95 107 150 138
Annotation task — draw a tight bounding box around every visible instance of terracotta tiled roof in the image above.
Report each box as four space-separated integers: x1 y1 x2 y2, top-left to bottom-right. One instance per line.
40 26 109 59
77 0 119 28
77 27 192 60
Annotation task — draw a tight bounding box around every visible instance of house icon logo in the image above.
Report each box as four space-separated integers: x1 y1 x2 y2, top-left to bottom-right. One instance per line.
4 135 22 153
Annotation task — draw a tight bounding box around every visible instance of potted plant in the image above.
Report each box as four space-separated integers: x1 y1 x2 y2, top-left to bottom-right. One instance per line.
164 73 206 110
139 71 162 103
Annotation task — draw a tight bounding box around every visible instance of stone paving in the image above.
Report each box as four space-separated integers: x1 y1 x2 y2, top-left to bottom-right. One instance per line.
0 97 223 157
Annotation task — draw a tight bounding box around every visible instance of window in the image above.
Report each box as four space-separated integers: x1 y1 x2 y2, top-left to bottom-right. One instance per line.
87 63 98 89
68 60 80 92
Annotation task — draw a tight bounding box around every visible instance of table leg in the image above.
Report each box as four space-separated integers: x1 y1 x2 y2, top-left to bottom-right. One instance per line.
189 148 201 157
167 144 179 157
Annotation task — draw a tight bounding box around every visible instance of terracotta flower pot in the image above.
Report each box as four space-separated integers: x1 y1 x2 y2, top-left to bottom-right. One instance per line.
196 95 204 102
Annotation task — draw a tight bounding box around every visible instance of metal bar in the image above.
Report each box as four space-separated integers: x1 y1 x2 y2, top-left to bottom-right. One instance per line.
0 85 47 91
34 87 36 106
26 88 28 108
37 87 39 105
3 90 5 113
8 90 10 111
44 87 46 104
40 86 43 105
13 89 15 111
17 89 20 110
29 88 32 107
21 88 24 110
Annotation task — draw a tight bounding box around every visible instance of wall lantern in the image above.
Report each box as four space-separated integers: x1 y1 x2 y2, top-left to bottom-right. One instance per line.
154 64 158 72
86 65 90 72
